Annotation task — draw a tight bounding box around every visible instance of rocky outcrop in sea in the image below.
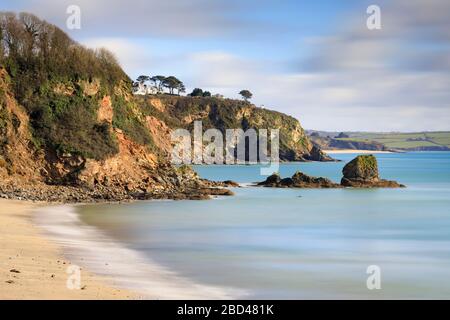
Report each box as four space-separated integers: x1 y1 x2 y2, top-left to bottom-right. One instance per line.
257 155 405 189
340 155 405 188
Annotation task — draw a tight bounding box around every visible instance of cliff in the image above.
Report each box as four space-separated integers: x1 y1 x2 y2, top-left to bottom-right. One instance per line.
0 12 331 202
309 135 388 151
136 95 333 162
0 12 234 201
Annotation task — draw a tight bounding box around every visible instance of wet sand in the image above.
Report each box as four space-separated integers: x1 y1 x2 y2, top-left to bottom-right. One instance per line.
0 199 137 299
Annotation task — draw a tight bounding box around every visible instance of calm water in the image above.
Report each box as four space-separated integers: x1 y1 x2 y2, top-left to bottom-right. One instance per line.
78 152 450 299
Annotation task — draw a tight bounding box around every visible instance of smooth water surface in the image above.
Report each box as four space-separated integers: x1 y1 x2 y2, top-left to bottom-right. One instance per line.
78 152 450 299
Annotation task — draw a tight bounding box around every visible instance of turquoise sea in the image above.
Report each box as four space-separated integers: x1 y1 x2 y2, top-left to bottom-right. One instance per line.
76 152 450 299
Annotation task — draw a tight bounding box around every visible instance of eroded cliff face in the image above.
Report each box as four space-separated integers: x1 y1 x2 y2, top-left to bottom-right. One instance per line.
0 69 42 181
137 96 333 162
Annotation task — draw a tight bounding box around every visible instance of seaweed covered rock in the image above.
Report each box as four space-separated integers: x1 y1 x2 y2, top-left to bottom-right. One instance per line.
341 155 405 188
342 155 379 181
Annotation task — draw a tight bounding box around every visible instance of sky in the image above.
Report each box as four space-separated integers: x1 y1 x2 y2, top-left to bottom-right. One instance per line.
1 0 449 131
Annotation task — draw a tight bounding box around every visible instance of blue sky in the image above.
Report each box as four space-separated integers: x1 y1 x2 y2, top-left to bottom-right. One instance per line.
1 0 449 131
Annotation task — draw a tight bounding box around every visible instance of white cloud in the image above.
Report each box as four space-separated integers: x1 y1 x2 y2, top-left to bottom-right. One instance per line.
9 0 450 131
183 0 450 131
82 38 153 76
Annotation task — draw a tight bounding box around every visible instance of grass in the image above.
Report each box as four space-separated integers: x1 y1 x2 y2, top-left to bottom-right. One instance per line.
341 132 450 149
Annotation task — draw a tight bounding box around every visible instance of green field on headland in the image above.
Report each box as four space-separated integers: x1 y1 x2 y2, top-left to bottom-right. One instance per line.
308 131 450 151
340 132 450 149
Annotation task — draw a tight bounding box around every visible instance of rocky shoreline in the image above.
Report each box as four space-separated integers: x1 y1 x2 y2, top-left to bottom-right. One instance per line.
0 181 236 203
1 155 404 203
0 165 238 203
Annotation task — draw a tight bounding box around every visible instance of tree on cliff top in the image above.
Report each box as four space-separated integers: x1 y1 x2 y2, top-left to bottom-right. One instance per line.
151 75 166 92
162 76 183 95
190 88 204 97
136 75 150 84
239 90 253 102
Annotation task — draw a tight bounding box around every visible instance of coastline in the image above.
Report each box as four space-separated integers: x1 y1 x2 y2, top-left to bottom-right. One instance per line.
323 149 393 154
33 203 243 299
1 198 242 300
0 199 136 299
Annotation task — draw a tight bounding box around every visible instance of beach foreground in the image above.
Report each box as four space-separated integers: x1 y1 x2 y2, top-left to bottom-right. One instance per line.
0 199 135 299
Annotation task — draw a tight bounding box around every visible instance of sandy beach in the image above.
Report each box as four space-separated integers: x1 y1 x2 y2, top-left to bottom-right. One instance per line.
323 149 393 154
0 199 239 300
0 199 136 299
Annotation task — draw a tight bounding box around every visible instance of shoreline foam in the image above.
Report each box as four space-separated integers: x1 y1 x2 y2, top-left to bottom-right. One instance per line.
34 204 243 299
0 199 134 299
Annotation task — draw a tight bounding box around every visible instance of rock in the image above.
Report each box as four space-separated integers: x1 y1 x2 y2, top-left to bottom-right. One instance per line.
279 177 294 187
257 171 340 188
341 177 405 188
222 180 240 187
342 155 379 181
196 188 235 197
341 155 405 188
257 173 281 186
304 145 336 162
291 171 339 188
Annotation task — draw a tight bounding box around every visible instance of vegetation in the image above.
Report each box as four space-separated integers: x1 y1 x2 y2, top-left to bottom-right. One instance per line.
111 95 153 147
137 95 313 160
336 132 450 150
189 88 213 97
134 74 185 95
343 155 378 180
0 12 153 159
239 90 253 101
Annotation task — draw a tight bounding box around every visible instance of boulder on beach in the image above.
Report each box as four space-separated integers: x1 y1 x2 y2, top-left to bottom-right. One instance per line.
341 155 405 188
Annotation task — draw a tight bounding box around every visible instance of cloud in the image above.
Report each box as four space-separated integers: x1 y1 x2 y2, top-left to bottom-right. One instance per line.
279 0 450 130
6 0 450 131
12 0 280 38
82 38 153 75
303 0 450 73
187 52 261 89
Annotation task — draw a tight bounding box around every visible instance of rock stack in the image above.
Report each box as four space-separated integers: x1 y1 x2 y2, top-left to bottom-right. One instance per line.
340 155 405 188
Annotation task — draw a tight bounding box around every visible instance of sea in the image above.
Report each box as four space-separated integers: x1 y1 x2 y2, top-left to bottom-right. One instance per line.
37 152 450 299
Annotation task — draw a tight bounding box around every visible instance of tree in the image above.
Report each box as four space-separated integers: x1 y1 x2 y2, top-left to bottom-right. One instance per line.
178 83 186 95
202 91 211 97
151 75 166 92
239 90 253 102
190 88 203 97
162 76 182 95
136 75 150 84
